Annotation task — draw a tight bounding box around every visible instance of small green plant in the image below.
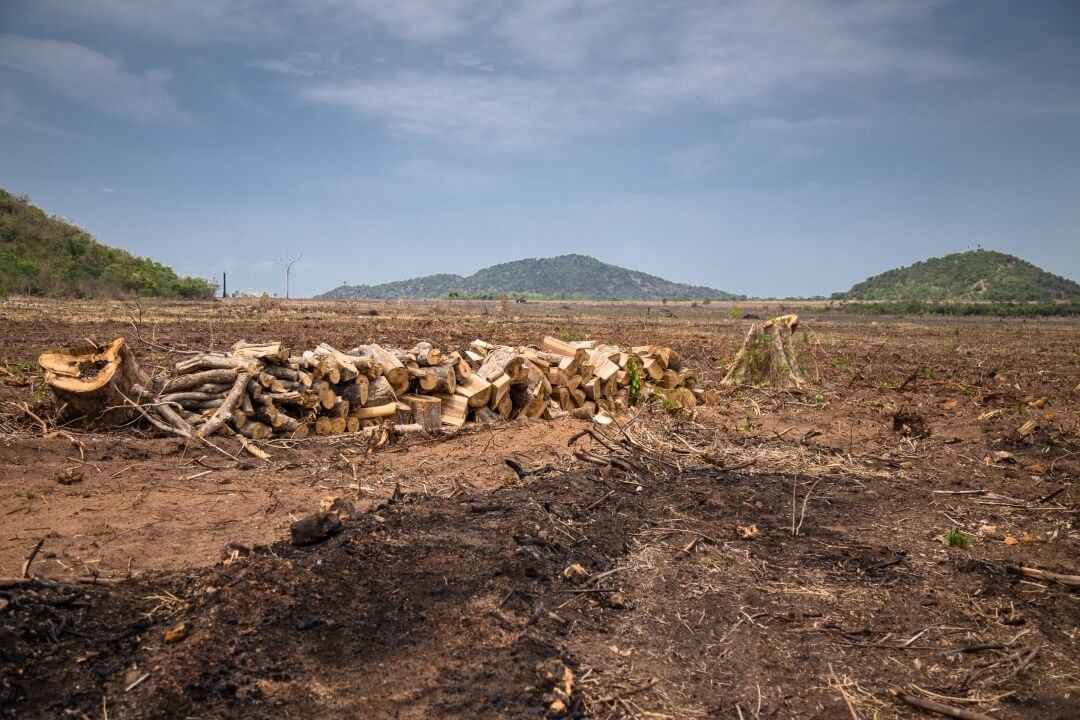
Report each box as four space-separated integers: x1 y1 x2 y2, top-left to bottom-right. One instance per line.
627 358 643 406
728 306 742 320
946 528 970 548
557 328 584 342
8 360 36 375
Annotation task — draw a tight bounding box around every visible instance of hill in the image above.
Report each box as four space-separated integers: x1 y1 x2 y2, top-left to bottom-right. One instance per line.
318 254 740 301
0 189 215 299
833 250 1080 302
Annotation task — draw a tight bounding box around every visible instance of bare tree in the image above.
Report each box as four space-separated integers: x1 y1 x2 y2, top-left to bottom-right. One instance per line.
276 251 302 300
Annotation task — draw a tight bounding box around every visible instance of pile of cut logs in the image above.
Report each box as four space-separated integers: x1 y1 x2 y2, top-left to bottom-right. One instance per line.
41 336 700 444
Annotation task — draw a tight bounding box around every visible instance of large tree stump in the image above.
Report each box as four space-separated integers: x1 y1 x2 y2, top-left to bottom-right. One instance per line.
721 314 805 389
39 338 150 425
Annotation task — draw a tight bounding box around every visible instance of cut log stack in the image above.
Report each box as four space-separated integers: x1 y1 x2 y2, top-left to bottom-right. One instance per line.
42 335 702 446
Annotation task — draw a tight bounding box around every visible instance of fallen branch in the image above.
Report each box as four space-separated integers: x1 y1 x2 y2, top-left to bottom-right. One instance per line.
1006 565 1080 589
896 692 997 720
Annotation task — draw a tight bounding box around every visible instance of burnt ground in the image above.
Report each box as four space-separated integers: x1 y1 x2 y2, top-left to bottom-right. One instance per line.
0 299 1077 719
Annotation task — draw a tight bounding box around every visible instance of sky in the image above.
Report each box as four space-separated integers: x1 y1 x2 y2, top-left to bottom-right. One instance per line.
1 0 1078 298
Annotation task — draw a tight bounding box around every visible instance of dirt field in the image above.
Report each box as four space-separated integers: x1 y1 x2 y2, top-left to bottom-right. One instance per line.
0 298 1077 719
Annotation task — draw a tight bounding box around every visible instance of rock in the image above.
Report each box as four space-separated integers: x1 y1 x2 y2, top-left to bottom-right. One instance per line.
290 511 343 546
56 467 84 485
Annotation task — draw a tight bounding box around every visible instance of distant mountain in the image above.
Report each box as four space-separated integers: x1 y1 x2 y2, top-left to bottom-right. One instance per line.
0 189 215 299
318 254 741 301
833 250 1079 302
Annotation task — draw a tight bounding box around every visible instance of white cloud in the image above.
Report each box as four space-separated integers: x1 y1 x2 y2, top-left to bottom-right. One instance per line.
303 71 610 148
0 34 186 122
301 0 974 147
103 187 116 192
10 1 979 144
246 51 338 77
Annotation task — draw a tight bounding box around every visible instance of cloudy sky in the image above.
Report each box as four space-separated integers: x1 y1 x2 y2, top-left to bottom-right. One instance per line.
1 1 1078 297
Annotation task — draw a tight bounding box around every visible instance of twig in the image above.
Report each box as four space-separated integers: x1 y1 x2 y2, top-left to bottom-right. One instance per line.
1008 638 1043 679
20 538 44 579
795 477 822 536
896 692 997 720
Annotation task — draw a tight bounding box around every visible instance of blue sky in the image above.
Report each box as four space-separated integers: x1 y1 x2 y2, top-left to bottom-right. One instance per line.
1 0 1078 298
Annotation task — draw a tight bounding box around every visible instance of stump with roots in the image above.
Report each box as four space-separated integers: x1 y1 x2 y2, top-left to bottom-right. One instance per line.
721 314 805 389
38 338 152 425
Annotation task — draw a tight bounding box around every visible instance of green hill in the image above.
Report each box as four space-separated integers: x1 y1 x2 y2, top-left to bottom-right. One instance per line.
833 250 1079 302
317 254 740 301
0 189 215 299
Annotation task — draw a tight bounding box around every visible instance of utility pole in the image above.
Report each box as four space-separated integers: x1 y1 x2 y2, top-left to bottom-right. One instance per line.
222 272 227 298
276 251 302 300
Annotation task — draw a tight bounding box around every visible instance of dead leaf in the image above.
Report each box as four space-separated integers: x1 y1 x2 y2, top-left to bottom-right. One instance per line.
1018 534 1039 545
1004 536 1018 546
1028 397 1048 409
943 399 959 411
978 524 997 535
1025 463 1046 474
992 450 1016 463
736 523 759 539
561 563 589 583
163 623 188 643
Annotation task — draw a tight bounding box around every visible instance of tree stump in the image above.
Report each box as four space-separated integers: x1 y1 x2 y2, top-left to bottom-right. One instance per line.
721 314 805 389
39 338 151 425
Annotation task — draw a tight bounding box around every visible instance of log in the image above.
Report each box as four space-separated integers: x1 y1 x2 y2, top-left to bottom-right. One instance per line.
335 378 370 407
175 354 254 374
314 416 334 436
232 341 289 364
237 421 272 440
570 401 597 419
315 343 360 382
39 338 151 425
197 370 254 438
475 347 524 383
495 389 512 418
352 344 409 395
411 342 442 367
433 393 468 427
162 368 237 394
278 415 309 438
160 391 227 405
641 357 664 381
410 366 438 392
261 364 302 383
313 381 338 411
489 373 511 408
400 394 442 431
455 374 492 408
367 376 397 407
429 362 457 394
351 403 398 420
395 402 414 425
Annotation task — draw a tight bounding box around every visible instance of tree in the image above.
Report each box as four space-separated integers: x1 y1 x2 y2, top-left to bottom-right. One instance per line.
276 251 302 300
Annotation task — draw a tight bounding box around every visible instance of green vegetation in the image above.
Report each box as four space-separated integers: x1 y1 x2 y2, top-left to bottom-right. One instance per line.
946 528 971 549
0 189 215 299
822 299 1080 317
833 250 1079 302
317 254 742 301
627 358 643 406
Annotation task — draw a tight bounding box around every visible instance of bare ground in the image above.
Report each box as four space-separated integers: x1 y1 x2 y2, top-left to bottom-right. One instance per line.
0 298 1076 719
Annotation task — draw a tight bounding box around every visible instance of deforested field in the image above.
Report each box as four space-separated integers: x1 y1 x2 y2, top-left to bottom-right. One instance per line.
0 298 1076 719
